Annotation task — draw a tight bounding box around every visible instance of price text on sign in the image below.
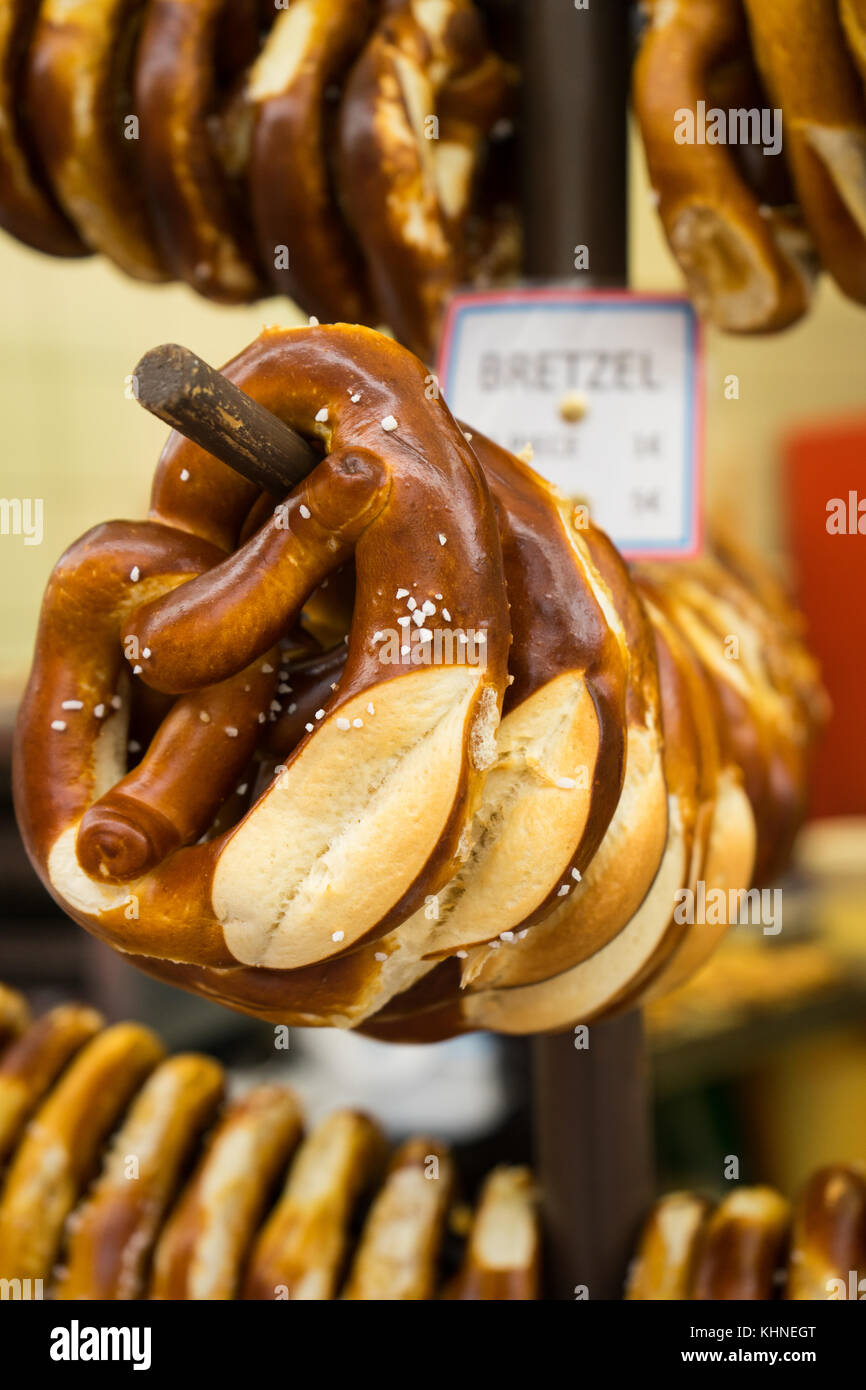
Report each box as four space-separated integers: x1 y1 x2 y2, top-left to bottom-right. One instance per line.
437 290 704 560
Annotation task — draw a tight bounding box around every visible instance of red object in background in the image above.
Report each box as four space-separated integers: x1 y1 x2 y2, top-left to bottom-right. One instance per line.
785 415 866 818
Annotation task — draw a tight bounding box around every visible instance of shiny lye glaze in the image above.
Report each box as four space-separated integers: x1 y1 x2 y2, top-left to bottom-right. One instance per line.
14 324 824 1040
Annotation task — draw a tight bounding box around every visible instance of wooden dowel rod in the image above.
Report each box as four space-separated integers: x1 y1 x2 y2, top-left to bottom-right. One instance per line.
132 343 317 495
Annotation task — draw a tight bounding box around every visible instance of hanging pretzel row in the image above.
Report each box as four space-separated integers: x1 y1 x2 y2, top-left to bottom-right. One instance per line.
634 0 866 331
0 0 517 358
13 324 824 1041
627 1164 866 1300
0 988 539 1299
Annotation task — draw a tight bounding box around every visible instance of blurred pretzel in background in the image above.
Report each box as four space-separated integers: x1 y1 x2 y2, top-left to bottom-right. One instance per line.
628 1165 866 1300
0 0 517 357
634 0 866 331
0 990 539 1300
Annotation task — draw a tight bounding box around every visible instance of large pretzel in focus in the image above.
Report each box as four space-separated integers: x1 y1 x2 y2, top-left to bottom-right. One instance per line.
15 326 510 997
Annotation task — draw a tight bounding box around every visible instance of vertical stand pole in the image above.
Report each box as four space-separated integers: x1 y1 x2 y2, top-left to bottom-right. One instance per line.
521 0 654 1300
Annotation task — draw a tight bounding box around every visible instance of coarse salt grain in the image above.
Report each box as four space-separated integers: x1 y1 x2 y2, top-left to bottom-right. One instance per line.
396 588 409 599
110 695 122 710
51 720 66 732
315 709 325 719
352 718 363 728
132 664 143 675
199 711 211 723
179 469 190 481
305 723 314 732
129 566 140 582
442 608 451 622
332 930 344 942
381 415 398 432
299 504 311 519
438 533 447 545
374 952 387 962
94 704 106 718
142 647 151 659
556 776 576 789
315 407 329 422
61 700 83 710
336 717 351 731
367 702 375 715
261 663 274 673
225 727 238 738
418 630 432 643
557 884 570 897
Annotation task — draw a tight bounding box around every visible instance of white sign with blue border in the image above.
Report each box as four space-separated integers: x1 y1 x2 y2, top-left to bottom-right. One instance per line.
437 290 704 560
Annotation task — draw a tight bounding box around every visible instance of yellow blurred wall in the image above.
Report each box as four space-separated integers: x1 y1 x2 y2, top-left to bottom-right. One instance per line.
0 122 864 694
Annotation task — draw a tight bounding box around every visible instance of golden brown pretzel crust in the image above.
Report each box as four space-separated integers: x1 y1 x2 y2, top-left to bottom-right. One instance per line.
133 0 266 301
787 1163 866 1300
243 1109 387 1300
26 0 169 280
149 1084 302 1300
634 0 815 332
246 0 377 322
55 1053 225 1299
338 0 512 358
0 982 30 1050
445 1166 540 1300
0 1023 163 1282
0 1003 104 1166
741 0 866 304
626 1192 712 1301
0 0 90 256
342 1137 455 1300
689 1187 791 1300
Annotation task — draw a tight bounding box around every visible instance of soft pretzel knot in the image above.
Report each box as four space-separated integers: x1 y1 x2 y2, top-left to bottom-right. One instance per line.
14 324 512 995
15 325 822 1039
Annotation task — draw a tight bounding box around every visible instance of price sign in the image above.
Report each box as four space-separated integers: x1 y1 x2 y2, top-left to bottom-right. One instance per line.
437 289 704 560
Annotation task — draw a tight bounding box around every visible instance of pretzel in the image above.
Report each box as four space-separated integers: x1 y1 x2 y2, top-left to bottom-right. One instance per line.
741 0 866 305
15 325 510 1024
245 0 377 323
150 1084 302 1299
841 0 866 88
0 0 90 256
634 0 816 332
0 1004 103 1167
786 1162 866 1300
625 1192 712 1301
445 1166 540 1301
0 1023 162 1283
342 1137 455 1300
26 0 169 280
0 982 29 1050
689 1187 791 1300
15 325 822 1040
243 1109 387 1300
55 1053 225 1299
338 0 513 358
133 0 267 302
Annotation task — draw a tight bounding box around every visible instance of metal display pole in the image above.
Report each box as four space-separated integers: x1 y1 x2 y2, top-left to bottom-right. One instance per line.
521 0 654 1300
